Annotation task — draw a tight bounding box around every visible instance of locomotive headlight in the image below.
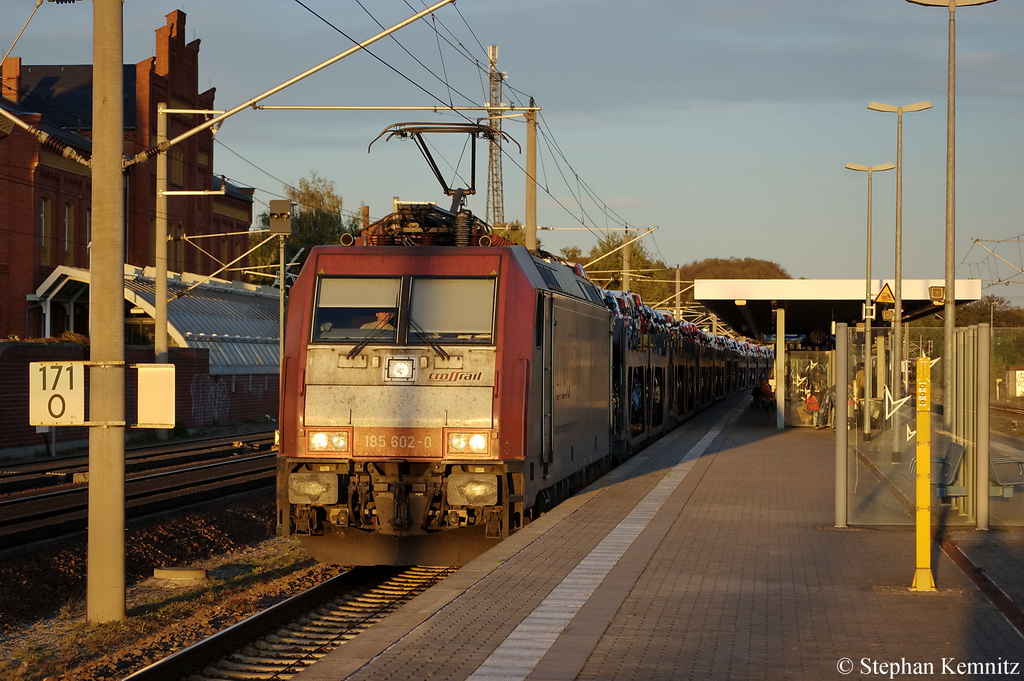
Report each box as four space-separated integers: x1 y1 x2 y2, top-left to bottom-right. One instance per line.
307 430 350 452
386 358 415 380
308 432 329 451
446 431 489 455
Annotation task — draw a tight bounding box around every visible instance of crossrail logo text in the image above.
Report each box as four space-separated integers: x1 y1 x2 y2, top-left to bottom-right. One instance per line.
428 371 483 382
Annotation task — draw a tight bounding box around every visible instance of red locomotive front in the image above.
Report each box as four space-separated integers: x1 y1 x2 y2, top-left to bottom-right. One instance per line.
277 213 576 565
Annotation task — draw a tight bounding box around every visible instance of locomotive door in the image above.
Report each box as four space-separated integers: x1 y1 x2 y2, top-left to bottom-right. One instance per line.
540 293 554 474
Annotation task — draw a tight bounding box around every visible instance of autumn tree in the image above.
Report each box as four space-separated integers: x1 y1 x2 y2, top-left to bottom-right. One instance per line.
561 233 673 307
559 238 791 311
954 295 1024 327
491 220 543 249
249 172 361 285
909 295 1024 328
675 257 791 282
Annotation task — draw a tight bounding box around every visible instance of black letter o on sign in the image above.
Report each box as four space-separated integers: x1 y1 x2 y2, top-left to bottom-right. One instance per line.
47 394 66 419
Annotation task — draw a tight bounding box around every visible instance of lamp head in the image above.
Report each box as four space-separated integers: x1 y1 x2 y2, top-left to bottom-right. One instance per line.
868 101 932 113
867 102 898 113
906 0 997 6
846 162 895 173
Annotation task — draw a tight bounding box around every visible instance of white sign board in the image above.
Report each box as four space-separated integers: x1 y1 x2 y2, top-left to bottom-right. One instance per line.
29 361 85 426
135 363 176 428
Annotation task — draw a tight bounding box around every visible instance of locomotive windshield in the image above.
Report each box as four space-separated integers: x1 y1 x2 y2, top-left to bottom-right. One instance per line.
311 275 495 345
409 278 494 344
313 277 400 342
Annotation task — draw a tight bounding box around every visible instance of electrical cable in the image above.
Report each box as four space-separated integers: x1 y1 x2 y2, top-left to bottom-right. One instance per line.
290 0 476 124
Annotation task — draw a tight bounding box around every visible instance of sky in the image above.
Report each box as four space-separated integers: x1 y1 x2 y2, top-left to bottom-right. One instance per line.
7 0 1024 301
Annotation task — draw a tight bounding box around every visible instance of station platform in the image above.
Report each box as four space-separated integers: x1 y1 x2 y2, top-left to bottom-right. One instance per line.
294 395 1024 681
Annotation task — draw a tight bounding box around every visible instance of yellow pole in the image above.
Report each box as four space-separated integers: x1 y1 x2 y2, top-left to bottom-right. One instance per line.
911 356 936 591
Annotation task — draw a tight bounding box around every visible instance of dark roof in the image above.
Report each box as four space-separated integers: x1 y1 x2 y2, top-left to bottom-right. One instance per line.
217 177 255 204
0 95 94 155
18 64 136 130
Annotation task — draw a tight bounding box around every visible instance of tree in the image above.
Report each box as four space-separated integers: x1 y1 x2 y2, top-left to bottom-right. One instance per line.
908 295 1024 328
569 244 791 310
491 221 542 249
675 257 791 281
559 246 584 262
571 233 673 307
953 295 1024 327
248 172 361 285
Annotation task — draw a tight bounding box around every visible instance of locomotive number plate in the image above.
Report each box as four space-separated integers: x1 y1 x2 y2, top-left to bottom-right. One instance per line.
356 428 441 459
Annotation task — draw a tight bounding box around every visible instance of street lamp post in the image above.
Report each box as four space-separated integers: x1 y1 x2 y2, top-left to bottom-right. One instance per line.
867 100 931 460
906 0 996 429
847 162 895 443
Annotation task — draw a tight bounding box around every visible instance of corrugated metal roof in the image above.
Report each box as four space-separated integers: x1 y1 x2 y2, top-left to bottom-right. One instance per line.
36 266 281 375
124 270 281 375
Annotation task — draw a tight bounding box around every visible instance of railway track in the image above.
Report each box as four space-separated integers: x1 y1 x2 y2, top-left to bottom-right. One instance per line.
0 431 274 496
123 565 454 681
0 434 276 551
992 403 1024 419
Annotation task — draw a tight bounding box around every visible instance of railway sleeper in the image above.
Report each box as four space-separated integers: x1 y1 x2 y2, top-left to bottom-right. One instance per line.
217 658 293 673
231 654 306 666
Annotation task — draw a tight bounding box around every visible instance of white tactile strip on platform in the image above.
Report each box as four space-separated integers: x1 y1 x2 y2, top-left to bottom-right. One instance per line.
465 403 745 681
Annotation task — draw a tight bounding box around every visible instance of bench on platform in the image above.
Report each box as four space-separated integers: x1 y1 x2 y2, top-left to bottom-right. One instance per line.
904 442 967 498
990 455 1024 498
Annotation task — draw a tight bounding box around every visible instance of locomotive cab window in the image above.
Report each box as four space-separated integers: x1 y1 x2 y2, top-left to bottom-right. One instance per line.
409 277 495 344
312 277 400 343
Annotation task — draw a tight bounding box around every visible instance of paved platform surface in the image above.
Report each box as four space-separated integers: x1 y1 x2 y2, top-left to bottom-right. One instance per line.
295 395 1024 681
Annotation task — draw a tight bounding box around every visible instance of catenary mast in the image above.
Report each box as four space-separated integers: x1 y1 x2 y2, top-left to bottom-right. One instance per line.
486 45 504 226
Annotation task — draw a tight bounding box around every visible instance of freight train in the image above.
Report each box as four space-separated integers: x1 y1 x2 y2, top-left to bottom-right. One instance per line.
276 202 772 566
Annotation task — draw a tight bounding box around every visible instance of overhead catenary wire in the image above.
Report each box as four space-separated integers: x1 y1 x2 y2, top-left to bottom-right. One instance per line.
291 0 478 125
17 0 660 265
294 1 661 256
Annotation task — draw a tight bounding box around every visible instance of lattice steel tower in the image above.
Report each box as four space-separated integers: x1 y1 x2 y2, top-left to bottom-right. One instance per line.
485 45 504 227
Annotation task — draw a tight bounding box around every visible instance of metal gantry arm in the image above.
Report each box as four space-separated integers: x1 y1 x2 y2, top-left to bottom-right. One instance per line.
125 0 458 170
583 227 659 268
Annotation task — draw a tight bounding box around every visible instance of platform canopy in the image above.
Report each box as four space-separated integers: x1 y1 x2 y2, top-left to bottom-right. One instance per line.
694 279 983 342
31 265 281 375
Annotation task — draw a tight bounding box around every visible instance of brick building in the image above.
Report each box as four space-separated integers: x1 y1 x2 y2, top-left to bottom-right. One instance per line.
0 9 254 340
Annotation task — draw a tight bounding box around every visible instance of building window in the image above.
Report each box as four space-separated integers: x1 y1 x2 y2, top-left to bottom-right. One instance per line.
170 148 184 187
64 202 75 266
40 196 52 266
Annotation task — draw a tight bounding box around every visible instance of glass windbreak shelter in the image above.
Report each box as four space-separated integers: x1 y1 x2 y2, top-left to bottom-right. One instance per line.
782 350 832 427
843 324 1024 527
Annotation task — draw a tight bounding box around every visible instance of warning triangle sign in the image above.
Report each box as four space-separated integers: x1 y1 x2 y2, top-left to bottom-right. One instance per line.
875 283 895 305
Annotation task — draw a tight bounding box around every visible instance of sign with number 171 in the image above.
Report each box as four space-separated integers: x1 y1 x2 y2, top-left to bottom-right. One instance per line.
29 361 85 426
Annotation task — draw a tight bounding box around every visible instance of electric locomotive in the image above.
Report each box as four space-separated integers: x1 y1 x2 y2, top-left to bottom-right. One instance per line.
277 201 614 565
275 118 772 566
275 204 774 566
